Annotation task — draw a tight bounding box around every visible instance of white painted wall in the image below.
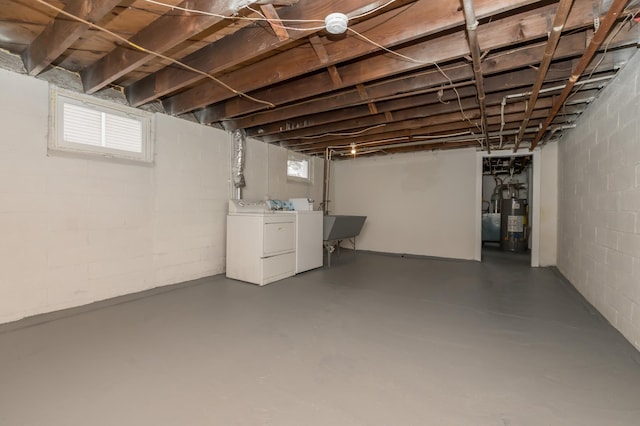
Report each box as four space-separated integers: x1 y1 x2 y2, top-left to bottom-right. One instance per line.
0 68 322 324
331 148 477 260
557 52 640 351
243 138 324 209
539 143 558 267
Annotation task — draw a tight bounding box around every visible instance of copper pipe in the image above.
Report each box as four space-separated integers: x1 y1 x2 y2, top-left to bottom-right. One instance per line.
529 0 631 151
513 0 575 152
461 0 491 153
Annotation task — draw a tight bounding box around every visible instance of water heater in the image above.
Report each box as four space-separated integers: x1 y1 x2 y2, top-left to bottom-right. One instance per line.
500 198 528 251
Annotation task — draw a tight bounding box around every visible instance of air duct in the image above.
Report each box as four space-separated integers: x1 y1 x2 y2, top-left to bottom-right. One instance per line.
232 128 246 200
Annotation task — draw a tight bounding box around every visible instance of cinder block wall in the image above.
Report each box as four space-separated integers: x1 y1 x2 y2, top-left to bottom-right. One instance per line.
0 69 234 323
0 68 322 324
558 53 640 351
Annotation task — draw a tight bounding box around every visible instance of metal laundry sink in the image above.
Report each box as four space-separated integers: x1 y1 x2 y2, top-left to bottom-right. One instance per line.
323 215 367 267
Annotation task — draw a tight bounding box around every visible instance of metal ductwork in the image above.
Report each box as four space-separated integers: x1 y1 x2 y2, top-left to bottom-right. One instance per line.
232 128 246 200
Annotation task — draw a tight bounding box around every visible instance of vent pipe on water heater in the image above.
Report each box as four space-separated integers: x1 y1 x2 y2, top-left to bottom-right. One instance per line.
232 129 246 200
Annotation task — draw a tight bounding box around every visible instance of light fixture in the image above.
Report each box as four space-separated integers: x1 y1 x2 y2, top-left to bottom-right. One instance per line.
350 143 356 155
325 13 349 35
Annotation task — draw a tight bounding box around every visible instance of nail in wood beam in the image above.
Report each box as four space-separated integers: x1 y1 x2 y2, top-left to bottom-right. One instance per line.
260 4 290 42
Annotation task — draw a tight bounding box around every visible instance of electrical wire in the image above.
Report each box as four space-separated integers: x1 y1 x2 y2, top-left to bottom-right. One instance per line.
36 0 530 148
560 9 638 118
145 0 323 25
145 0 476 130
571 10 636 94
346 27 481 134
298 123 387 139
34 0 275 108
245 5 324 31
145 0 399 32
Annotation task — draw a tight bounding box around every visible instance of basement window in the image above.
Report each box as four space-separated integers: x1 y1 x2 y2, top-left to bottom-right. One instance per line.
49 88 153 163
287 152 312 183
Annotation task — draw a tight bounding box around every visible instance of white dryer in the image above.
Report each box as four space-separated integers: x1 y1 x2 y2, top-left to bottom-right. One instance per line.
226 200 296 286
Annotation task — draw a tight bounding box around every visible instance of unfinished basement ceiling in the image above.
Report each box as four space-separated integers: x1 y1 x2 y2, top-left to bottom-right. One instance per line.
1 0 639 157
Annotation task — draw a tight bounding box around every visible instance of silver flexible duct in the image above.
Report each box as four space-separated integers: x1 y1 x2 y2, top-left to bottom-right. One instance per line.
232 128 246 199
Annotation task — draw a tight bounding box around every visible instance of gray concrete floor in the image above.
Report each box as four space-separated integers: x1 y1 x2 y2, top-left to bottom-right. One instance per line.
1 250 640 426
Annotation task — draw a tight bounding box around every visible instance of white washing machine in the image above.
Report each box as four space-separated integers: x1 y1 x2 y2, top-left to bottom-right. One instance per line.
290 210 323 273
288 198 323 273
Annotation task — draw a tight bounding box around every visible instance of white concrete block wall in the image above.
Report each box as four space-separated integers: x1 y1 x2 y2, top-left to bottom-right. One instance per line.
152 114 232 287
0 69 323 324
558 52 640 351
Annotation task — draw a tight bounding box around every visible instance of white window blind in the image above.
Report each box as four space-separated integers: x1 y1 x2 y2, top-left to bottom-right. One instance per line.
63 103 103 147
50 88 153 163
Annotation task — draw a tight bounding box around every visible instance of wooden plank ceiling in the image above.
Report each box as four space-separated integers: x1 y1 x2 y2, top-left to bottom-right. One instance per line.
1 0 639 158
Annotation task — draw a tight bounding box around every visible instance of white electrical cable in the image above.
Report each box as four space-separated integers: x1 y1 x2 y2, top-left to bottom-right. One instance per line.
143 0 479 126
345 27 480 132
298 123 387 139
33 0 276 108
145 0 400 32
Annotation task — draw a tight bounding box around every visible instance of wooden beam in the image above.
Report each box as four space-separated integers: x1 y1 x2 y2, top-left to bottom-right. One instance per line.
195 0 599 122
228 23 637 133
294 109 557 153
291 119 544 152
258 95 561 143
260 4 290 42
224 28 603 129
256 0 300 5
356 84 369 101
81 0 261 94
529 0 631 151
22 0 121 76
327 66 343 87
258 79 602 141
125 0 397 106
514 0 574 149
461 0 491 151
309 35 330 64
164 0 545 115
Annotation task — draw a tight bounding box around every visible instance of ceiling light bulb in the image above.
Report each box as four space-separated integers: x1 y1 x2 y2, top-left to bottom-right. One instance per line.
350 143 356 154
325 13 349 35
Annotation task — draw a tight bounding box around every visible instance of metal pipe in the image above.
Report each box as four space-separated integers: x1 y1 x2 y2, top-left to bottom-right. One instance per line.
499 75 613 148
504 75 613 101
513 0 575 152
461 0 491 153
328 126 541 156
323 147 334 215
540 124 577 146
529 0 631 151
